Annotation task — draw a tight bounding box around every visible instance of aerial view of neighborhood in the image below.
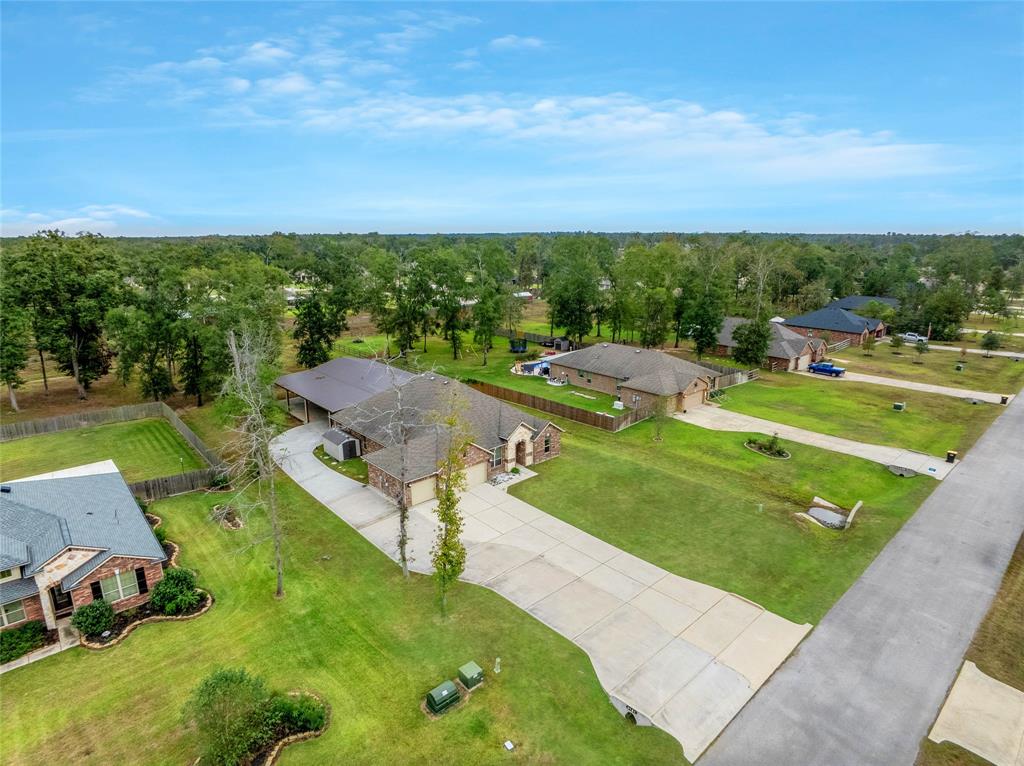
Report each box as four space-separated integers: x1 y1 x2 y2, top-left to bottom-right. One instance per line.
0 2 1021 765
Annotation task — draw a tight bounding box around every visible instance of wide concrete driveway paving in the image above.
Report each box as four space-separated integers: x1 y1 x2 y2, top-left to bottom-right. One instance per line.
272 421 812 762
676 405 955 479
797 368 1015 404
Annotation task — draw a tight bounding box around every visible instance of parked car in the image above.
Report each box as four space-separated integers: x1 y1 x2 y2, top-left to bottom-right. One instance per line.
898 332 927 344
807 362 846 377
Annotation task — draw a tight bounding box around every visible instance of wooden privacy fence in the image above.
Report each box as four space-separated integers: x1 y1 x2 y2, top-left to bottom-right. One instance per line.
494 328 591 349
1 402 226 501
466 380 652 432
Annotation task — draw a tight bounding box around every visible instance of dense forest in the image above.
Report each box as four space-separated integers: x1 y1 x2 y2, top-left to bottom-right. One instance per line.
1 230 1021 411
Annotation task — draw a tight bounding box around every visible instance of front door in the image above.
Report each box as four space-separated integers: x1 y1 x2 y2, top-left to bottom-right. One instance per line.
50 586 73 617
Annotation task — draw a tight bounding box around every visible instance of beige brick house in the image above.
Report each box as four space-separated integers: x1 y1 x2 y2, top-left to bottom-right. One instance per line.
0 463 166 633
331 374 562 506
548 343 717 413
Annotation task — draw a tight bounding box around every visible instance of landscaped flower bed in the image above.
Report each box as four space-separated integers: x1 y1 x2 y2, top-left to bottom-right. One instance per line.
77 591 213 649
0 620 57 664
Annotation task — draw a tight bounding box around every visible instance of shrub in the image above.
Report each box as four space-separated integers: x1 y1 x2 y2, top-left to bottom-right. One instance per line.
150 568 200 616
270 693 326 734
152 524 167 546
0 620 47 663
71 600 114 637
183 668 280 766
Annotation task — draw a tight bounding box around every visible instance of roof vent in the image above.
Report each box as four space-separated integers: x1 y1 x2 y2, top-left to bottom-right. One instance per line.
0 485 10 493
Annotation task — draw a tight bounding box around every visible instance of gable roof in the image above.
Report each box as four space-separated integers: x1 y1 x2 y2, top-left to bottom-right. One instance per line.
828 295 899 311
275 357 416 414
552 343 717 395
717 317 819 361
783 306 882 334
0 468 165 599
333 374 558 481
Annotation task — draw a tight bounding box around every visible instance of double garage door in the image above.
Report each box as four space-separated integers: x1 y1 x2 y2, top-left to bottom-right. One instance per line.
407 461 488 505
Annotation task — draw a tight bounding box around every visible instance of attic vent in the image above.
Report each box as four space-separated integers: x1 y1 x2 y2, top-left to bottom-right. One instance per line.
0 485 10 493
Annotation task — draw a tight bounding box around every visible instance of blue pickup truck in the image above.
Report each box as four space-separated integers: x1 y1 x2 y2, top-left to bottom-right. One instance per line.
807 362 846 377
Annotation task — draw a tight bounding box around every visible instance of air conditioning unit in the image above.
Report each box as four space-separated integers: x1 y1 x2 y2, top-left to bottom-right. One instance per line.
322 429 361 461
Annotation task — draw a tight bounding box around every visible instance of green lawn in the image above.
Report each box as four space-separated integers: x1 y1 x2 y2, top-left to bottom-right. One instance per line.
832 348 1024 394
0 418 206 483
511 415 935 624
963 312 1024 333
0 476 683 766
718 373 1002 456
940 331 1024 354
335 332 627 414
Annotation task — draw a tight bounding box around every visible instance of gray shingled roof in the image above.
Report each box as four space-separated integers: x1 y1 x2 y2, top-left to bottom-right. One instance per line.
784 306 881 334
275 357 416 414
334 374 557 481
828 295 899 311
552 343 717 395
717 318 817 361
0 575 39 605
0 472 165 599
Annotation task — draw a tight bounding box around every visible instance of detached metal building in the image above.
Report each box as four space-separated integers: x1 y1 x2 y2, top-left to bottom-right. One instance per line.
275 358 415 423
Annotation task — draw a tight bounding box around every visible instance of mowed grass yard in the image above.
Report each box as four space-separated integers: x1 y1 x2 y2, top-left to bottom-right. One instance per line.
511 415 935 624
335 332 627 414
718 373 1003 456
0 418 205 483
833 347 1024 394
0 476 683 766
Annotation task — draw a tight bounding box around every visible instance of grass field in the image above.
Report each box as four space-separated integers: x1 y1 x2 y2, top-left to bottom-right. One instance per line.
313 445 369 483
0 476 683 766
833 348 1024 394
963 312 1024 333
511 414 935 624
717 373 1002 456
914 535 1024 766
335 332 627 414
0 418 205 483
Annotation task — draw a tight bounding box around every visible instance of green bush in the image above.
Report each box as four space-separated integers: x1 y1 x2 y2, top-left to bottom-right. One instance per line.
182 668 280 766
152 524 167 546
150 568 200 616
271 693 326 734
71 600 114 637
0 620 47 663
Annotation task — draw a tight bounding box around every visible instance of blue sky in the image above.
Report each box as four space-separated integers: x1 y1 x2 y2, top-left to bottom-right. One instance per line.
2 2 1022 235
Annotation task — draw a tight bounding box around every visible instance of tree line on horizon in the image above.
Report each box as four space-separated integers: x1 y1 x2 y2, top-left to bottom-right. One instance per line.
0 229 1020 412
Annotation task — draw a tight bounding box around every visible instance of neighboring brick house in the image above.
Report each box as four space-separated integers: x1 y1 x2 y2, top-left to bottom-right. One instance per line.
783 305 887 347
332 375 563 507
716 317 828 372
0 464 166 633
548 343 717 413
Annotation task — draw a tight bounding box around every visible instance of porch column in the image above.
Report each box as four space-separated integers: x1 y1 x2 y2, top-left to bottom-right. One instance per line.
35 581 57 629
304 399 309 423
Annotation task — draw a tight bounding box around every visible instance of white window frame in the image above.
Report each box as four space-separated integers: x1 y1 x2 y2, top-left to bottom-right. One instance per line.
544 435 552 454
491 446 504 468
98 570 140 602
1 600 26 626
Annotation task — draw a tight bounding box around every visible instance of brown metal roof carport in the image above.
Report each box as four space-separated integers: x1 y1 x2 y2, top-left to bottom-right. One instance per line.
274 357 415 423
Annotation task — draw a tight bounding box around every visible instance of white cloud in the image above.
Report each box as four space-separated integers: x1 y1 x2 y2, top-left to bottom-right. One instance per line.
489 34 545 51
256 72 314 96
237 41 294 65
0 204 154 236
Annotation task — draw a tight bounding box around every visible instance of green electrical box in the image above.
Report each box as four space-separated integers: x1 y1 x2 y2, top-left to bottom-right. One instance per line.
426 680 460 714
458 661 484 689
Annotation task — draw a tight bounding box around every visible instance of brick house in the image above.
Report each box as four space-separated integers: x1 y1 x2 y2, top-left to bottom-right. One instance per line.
0 465 166 633
782 306 887 347
331 375 562 506
548 343 717 413
716 317 828 371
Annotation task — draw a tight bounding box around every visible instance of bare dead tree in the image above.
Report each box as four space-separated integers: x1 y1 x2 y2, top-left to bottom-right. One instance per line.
221 327 285 598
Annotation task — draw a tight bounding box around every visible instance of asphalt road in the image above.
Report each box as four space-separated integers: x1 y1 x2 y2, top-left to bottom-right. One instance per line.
699 393 1024 766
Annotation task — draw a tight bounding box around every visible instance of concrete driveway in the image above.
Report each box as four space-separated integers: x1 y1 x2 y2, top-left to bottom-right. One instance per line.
797 368 1014 405
271 422 811 762
676 406 956 479
903 341 1023 359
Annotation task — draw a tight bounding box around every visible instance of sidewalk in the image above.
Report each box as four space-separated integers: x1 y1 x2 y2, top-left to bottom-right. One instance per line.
795 369 1013 405
675 406 955 479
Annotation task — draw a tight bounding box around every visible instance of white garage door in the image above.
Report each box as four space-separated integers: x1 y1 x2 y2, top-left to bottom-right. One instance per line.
408 477 436 506
463 461 488 488
797 353 811 371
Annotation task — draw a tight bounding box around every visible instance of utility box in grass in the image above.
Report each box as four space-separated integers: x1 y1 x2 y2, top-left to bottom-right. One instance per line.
458 661 484 689
426 680 460 715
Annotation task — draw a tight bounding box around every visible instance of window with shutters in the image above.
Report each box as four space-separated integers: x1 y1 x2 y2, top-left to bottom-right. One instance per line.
98 570 140 602
0 600 26 626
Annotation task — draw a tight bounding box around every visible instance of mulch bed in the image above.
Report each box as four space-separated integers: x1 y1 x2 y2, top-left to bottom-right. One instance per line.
744 441 791 460
212 504 245 530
